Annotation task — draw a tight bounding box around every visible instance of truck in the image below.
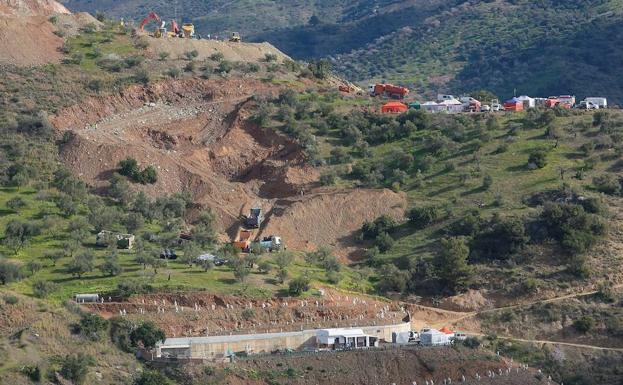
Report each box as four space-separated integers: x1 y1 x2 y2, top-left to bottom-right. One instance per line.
584 97 607 109
577 100 599 110
244 208 263 228
233 229 254 252
368 84 409 99
257 235 283 252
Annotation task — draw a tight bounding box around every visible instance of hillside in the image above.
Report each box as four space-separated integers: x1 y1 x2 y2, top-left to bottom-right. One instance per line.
62 0 623 104
1 3 623 385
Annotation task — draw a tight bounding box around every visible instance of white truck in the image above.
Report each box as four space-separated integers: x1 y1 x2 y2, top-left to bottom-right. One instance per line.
584 97 607 109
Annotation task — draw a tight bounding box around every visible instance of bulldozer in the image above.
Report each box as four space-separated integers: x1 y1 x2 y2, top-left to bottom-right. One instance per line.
229 32 241 42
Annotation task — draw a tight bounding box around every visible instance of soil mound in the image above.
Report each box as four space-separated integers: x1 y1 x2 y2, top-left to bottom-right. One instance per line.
146 38 288 63
0 1 100 66
0 0 69 16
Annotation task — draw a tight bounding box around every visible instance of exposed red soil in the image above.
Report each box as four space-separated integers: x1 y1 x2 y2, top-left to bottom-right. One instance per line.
0 0 100 66
52 78 407 258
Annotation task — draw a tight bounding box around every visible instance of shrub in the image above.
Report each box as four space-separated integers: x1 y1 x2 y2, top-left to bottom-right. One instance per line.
20 365 41 381
158 52 170 61
593 174 621 195
0 259 23 284
241 308 255 321
528 150 547 169
59 353 94 385
470 215 528 262
79 313 109 340
463 337 481 349
264 53 278 62
319 170 337 186
134 69 150 85
377 264 409 293
130 322 165 349
166 67 181 78
361 215 396 240
288 276 310 296
209 52 224 61
6 197 26 211
3 294 19 304
185 50 199 60
32 280 58 298
374 232 394 252
436 237 472 294
408 206 442 229
109 317 136 352
133 370 172 385
573 316 595 333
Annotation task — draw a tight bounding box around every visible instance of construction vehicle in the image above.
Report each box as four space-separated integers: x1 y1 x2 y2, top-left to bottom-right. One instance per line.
256 236 283 252
584 97 607 109
229 32 241 42
545 96 559 108
182 23 195 38
233 229 254 252
244 207 263 229
368 84 409 99
169 20 181 37
139 12 161 32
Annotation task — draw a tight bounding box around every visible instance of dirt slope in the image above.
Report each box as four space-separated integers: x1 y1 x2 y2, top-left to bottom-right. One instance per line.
147 38 289 63
0 0 99 66
0 0 69 16
52 78 406 257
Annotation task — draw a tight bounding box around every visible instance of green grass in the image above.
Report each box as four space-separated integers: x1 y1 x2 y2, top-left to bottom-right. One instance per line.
0 184 369 301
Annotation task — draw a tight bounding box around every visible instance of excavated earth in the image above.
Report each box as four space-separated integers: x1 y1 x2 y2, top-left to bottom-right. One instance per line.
52 77 406 258
0 0 99 66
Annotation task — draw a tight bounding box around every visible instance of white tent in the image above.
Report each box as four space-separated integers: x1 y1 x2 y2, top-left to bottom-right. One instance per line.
420 328 451 346
516 95 535 108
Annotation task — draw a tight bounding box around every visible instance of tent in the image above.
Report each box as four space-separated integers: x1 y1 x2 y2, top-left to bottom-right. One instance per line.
408 101 421 110
516 95 535 108
381 101 408 114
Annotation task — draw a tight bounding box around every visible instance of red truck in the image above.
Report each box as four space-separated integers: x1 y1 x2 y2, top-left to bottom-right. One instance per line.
369 84 409 99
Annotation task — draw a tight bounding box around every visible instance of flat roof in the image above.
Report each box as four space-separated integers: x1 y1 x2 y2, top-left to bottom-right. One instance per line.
317 328 366 337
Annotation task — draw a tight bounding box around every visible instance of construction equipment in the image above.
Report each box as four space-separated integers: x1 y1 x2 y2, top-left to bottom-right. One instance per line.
139 12 161 32
233 229 254 252
170 20 181 37
229 32 241 42
182 23 195 38
368 83 409 99
244 207 263 228
257 236 283 252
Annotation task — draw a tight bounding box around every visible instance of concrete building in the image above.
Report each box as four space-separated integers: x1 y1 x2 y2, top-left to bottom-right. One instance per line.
96 230 135 249
156 321 411 361
316 328 378 349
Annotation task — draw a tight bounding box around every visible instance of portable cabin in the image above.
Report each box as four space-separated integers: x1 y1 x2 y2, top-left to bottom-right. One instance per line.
439 99 463 114
381 101 408 114
75 294 100 303
420 328 451 346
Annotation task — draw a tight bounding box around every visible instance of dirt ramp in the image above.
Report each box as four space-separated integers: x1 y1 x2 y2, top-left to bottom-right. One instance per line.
147 38 289 63
260 189 406 259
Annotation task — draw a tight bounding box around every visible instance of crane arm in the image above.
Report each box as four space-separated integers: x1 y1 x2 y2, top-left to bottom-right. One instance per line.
139 12 161 31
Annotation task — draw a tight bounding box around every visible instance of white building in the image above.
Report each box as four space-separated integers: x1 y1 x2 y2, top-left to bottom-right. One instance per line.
316 328 378 349
439 99 464 114
420 328 451 346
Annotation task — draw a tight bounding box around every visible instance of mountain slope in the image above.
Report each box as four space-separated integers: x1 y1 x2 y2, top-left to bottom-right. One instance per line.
62 0 623 104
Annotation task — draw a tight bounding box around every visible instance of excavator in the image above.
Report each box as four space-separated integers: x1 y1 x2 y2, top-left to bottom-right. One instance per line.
139 12 161 32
